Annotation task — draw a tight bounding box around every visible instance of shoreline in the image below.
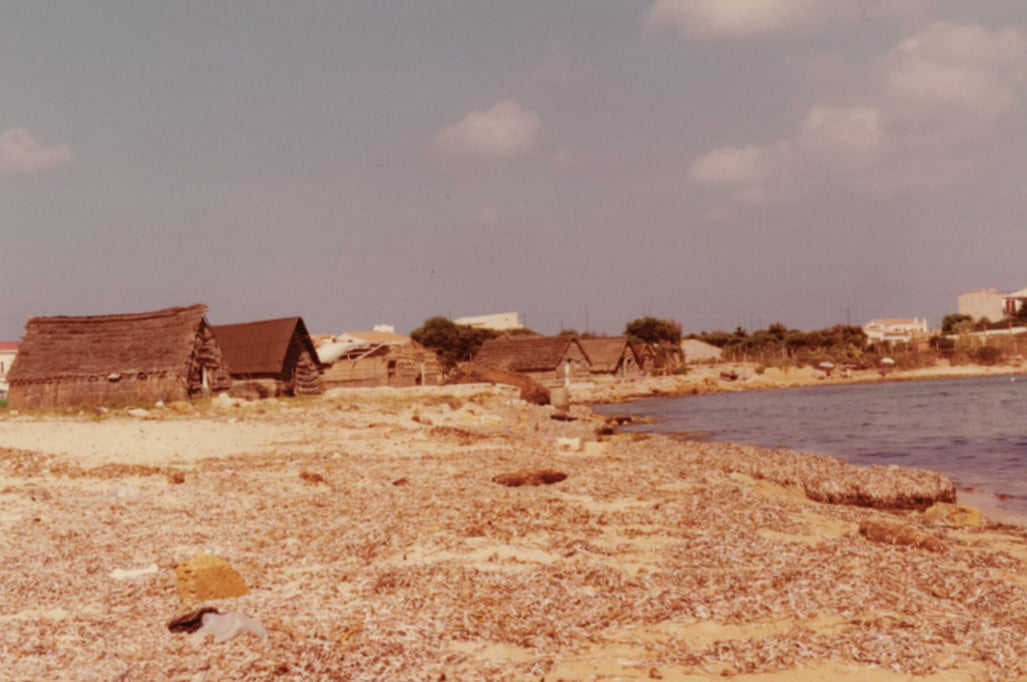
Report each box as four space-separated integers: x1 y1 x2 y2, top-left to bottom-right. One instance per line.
574 359 1027 404
2 387 1027 679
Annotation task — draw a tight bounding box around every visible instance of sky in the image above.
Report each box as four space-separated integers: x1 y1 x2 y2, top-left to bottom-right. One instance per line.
2 1 1026 339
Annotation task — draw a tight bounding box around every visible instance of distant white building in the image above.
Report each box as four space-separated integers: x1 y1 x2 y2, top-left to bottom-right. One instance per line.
0 341 18 397
862 318 929 345
453 312 524 332
958 288 1005 322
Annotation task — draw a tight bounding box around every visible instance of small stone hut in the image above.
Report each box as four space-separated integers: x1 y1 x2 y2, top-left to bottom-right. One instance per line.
578 337 643 378
212 317 323 396
317 331 443 388
7 304 231 409
473 335 592 387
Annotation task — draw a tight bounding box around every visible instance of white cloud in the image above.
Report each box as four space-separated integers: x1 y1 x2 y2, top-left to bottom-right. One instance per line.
689 22 1027 216
0 127 73 175
646 0 925 39
688 144 772 186
432 100 540 158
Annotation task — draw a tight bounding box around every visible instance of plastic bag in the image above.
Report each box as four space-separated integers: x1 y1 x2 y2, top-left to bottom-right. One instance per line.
194 610 268 642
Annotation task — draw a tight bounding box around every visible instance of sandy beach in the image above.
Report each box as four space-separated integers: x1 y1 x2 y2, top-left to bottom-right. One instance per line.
2 381 1027 680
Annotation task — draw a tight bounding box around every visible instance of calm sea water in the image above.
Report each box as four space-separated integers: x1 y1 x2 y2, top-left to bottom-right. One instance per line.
595 375 1027 523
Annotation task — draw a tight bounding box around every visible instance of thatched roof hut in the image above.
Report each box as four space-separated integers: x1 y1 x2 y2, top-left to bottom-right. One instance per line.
7 304 231 409
212 317 323 396
578 337 642 378
473 335 592 386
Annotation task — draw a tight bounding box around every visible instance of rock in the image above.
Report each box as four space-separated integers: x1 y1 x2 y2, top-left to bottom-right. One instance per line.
175 553 249 601
492 469 568 487
555 437 581 452
859 519 946 552
127 408 149 418
109 563 159 580
168 606 221 634
168 471 186 485
923 502 982 527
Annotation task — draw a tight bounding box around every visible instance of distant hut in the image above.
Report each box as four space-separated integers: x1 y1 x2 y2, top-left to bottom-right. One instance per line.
578 337 643 378
7 304 231 409
473 335 592 387
317 331 443 388
212 317 323 397
635 342 684 375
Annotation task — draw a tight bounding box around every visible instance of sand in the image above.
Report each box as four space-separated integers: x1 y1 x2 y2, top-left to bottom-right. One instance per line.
2 383 1027 680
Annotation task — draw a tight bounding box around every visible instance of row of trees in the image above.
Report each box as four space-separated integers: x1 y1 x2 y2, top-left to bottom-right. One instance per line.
410 315 684 370
411 312 1021 373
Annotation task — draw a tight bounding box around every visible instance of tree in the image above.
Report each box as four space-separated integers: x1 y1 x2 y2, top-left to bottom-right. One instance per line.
624 316 682 346
941 313 972 335
409 317 498 370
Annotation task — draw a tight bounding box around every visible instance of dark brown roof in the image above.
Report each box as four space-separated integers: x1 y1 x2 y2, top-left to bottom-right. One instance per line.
474 335 591 373
212 317 317 375
578 337 640 373
8 304 210 381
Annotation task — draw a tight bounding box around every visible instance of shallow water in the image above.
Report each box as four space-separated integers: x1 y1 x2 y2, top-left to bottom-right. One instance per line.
595 375 1027 524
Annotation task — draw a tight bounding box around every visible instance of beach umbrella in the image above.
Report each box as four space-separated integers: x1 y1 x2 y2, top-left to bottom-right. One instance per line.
881 357 895 365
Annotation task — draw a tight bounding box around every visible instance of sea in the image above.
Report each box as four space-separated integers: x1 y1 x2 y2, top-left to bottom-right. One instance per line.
594 374 1027 525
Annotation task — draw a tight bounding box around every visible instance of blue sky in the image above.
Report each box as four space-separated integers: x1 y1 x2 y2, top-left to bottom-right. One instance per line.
3 1 1025 338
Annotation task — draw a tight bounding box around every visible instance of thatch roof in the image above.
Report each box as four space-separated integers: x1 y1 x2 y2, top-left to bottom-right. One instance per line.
8 304 212 381
578 337 639 373
212 317 318 376
474 336 591 373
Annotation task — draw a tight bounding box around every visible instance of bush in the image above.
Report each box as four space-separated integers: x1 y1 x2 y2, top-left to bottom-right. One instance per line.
975 346 1003 365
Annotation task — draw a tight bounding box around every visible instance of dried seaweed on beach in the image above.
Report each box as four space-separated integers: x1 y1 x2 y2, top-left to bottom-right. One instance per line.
2 389 1027 681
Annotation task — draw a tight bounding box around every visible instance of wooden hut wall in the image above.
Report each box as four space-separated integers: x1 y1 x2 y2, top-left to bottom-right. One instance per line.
9 370 191 410
187 322 232 398
289 341 324 395
321 345 443 389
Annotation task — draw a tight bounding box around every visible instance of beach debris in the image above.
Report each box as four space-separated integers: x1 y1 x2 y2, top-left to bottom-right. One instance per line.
550 413 577 422
193 610 268 642
392 477 409 486
168 606 221 633
859 518 946 552
583 441 611 456
107 485 141 500
923 502 982 527
167 471 186 485
492 469 568 487
109 563 159 580
127 408 149 418
299 470 327 485
555 437 581 452
175 553 249 601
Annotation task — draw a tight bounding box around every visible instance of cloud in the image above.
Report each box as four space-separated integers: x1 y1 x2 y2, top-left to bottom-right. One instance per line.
0 127 73 175
432 100 540 158
688 22 1027 215
646 0 925 39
